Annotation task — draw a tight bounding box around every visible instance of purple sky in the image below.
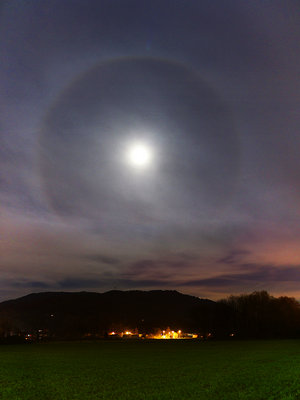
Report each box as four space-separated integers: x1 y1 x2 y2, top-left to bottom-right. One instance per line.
1 0 300 301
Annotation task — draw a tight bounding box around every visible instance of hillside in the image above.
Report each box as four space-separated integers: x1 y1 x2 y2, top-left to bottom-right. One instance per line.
0 290 214 339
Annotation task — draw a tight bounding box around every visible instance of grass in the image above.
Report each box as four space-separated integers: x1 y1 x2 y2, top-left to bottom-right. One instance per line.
0 340 300 399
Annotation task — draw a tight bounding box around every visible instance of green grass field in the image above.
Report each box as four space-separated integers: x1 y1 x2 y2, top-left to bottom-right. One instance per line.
0 340 300 400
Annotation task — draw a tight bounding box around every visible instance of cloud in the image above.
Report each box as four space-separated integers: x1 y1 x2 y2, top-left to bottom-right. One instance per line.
54 276 171 291
12 281 52 289
181 265 300 288
127 258 187 274
176 253 199 261
128 259 156 271
5 263 300 299
57 278 101 290
114 278 170 288
217 250 251 264
83 254 119 265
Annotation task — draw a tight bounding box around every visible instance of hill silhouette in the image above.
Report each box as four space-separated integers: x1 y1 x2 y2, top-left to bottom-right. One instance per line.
0 290 214 339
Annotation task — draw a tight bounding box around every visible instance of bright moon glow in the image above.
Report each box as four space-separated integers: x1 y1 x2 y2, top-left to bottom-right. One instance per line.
128 143 152 167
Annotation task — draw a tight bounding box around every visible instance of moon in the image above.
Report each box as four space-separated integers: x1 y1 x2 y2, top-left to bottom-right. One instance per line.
127 143 152 167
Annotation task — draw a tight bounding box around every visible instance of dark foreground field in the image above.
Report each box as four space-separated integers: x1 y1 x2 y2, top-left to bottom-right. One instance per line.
1 340 300 400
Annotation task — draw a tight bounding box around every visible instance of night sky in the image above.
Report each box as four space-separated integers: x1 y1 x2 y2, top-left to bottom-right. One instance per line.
1 0 300 301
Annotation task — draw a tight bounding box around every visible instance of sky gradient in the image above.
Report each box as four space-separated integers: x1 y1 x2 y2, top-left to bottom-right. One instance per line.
1 0 300 301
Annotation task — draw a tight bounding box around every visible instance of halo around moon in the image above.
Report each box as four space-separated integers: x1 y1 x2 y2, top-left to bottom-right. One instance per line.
39 56 239 220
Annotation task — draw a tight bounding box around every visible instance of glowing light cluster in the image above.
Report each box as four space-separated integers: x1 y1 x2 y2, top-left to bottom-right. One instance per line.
151 329 183 339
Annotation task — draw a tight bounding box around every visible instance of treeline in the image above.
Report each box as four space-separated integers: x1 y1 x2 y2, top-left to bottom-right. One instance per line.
194 291 300 339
